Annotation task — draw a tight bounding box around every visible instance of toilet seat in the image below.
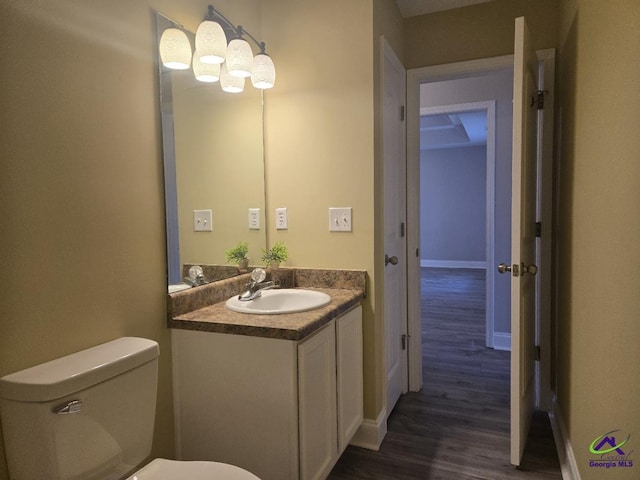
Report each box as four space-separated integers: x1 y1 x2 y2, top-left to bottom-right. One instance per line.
127 458 261 480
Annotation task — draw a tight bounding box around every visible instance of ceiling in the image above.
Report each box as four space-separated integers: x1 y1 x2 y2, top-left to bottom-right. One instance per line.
421 111 487 150
395 0 496 18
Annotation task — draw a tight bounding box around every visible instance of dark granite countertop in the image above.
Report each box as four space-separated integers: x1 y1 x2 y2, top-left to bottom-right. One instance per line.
169 287 364 341
167 268 366 341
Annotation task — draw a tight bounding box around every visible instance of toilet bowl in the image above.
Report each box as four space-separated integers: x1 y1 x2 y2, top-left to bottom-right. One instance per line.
127 458 260 480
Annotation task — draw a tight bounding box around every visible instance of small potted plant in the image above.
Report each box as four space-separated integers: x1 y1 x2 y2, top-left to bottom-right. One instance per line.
225 241 250 272
261 241 288 269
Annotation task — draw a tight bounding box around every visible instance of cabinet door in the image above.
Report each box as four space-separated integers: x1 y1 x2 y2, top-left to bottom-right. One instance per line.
298 323 337 480
336 306 363 452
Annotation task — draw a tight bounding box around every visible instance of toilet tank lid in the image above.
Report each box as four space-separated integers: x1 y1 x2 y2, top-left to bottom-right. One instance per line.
0 337 159 402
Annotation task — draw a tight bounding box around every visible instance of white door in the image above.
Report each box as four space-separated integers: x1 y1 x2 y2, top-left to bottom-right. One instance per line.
505 16 538 466
382 37 408 416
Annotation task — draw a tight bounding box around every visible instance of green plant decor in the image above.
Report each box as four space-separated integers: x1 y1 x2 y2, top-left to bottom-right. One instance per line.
261 241 288 267
225 241 249 264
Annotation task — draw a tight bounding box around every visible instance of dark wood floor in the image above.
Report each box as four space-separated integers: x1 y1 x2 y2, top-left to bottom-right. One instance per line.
328 268 562 479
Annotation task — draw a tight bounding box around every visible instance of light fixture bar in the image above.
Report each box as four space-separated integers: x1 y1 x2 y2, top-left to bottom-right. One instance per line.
204 5 270 57
159 4 275 90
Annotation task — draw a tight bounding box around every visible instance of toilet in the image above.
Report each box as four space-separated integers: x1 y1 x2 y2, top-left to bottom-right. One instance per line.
0 337 260 480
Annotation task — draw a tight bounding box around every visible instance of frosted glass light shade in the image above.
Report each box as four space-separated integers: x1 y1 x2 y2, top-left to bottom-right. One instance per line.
193 51 220 82
220 62 245 93
159 28 192 70
251 54 276 89
196 20 226 64
226 38 253 77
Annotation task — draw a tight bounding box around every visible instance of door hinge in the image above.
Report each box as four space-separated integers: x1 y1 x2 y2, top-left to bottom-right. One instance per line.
416 247 420 257
535 221 542 237
400 222 405 238
535 345 541 361
400 105 405 121
531 90 548 110
401 334 408 350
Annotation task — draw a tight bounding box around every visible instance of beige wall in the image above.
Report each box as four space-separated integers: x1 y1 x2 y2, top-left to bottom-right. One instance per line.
556 1 640 478
403 0 558 68
261 0 383 417
0 1 174 478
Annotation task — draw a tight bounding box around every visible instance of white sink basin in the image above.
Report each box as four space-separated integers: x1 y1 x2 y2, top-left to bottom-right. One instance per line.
225 289 331 315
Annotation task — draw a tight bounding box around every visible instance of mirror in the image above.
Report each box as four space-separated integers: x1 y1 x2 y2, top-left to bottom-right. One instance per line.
156 11 267 288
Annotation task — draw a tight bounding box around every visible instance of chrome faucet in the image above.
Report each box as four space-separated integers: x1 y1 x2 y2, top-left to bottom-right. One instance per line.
238 268 277 301
183 265 207 287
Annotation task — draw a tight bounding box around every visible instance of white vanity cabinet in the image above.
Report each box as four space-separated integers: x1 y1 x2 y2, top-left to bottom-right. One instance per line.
171 305 363 480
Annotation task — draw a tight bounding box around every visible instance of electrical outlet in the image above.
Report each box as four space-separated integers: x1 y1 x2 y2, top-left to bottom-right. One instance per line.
329 207 352 232
193 209 212 232
275 207 288 230
248 208 260 230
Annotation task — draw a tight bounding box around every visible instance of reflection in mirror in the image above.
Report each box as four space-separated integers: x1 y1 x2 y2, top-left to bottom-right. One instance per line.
156 11 267 289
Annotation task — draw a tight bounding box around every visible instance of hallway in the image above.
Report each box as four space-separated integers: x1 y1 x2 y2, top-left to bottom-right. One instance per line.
328 268 562 479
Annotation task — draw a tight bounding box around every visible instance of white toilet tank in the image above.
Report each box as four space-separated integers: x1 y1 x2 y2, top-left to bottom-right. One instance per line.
0 337 159 480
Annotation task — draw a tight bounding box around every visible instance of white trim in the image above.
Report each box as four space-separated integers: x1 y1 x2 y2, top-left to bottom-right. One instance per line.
409 54 514 82
349 409 387 451
492 332 511 351
421 260 486 269
535 48 556 412
549 395 581 480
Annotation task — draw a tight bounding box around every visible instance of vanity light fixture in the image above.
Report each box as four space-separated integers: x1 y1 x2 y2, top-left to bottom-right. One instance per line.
159 28 192 70
195 20 227 65
192 50 221 83
159 4 276 92
220 62 245 93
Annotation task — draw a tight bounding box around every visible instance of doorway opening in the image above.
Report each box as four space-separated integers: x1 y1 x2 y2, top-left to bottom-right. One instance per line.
406 51 556 412
406 56 517 392
419 102 502 349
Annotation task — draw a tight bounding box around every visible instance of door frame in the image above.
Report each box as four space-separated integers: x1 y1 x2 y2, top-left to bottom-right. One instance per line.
419 100 497 349
406 51 555 410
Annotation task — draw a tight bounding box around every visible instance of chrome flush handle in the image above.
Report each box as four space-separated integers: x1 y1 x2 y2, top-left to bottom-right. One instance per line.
53 399 83 415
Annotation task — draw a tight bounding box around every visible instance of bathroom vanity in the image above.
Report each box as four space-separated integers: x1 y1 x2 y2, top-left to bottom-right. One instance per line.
168 269 365 480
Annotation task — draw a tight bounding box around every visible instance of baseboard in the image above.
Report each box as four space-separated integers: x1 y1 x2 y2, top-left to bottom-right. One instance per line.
421 260 487 269
549 395 581 480
493 332 511 351
349 409 387 451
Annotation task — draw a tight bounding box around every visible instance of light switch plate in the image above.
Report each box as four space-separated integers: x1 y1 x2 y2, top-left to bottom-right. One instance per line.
248 208 260 230
275 207 288 230
329 207 352 232
193 209 212 232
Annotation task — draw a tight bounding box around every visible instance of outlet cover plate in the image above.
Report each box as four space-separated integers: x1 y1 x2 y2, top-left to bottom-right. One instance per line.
275 207 288 230
248 208 260 230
